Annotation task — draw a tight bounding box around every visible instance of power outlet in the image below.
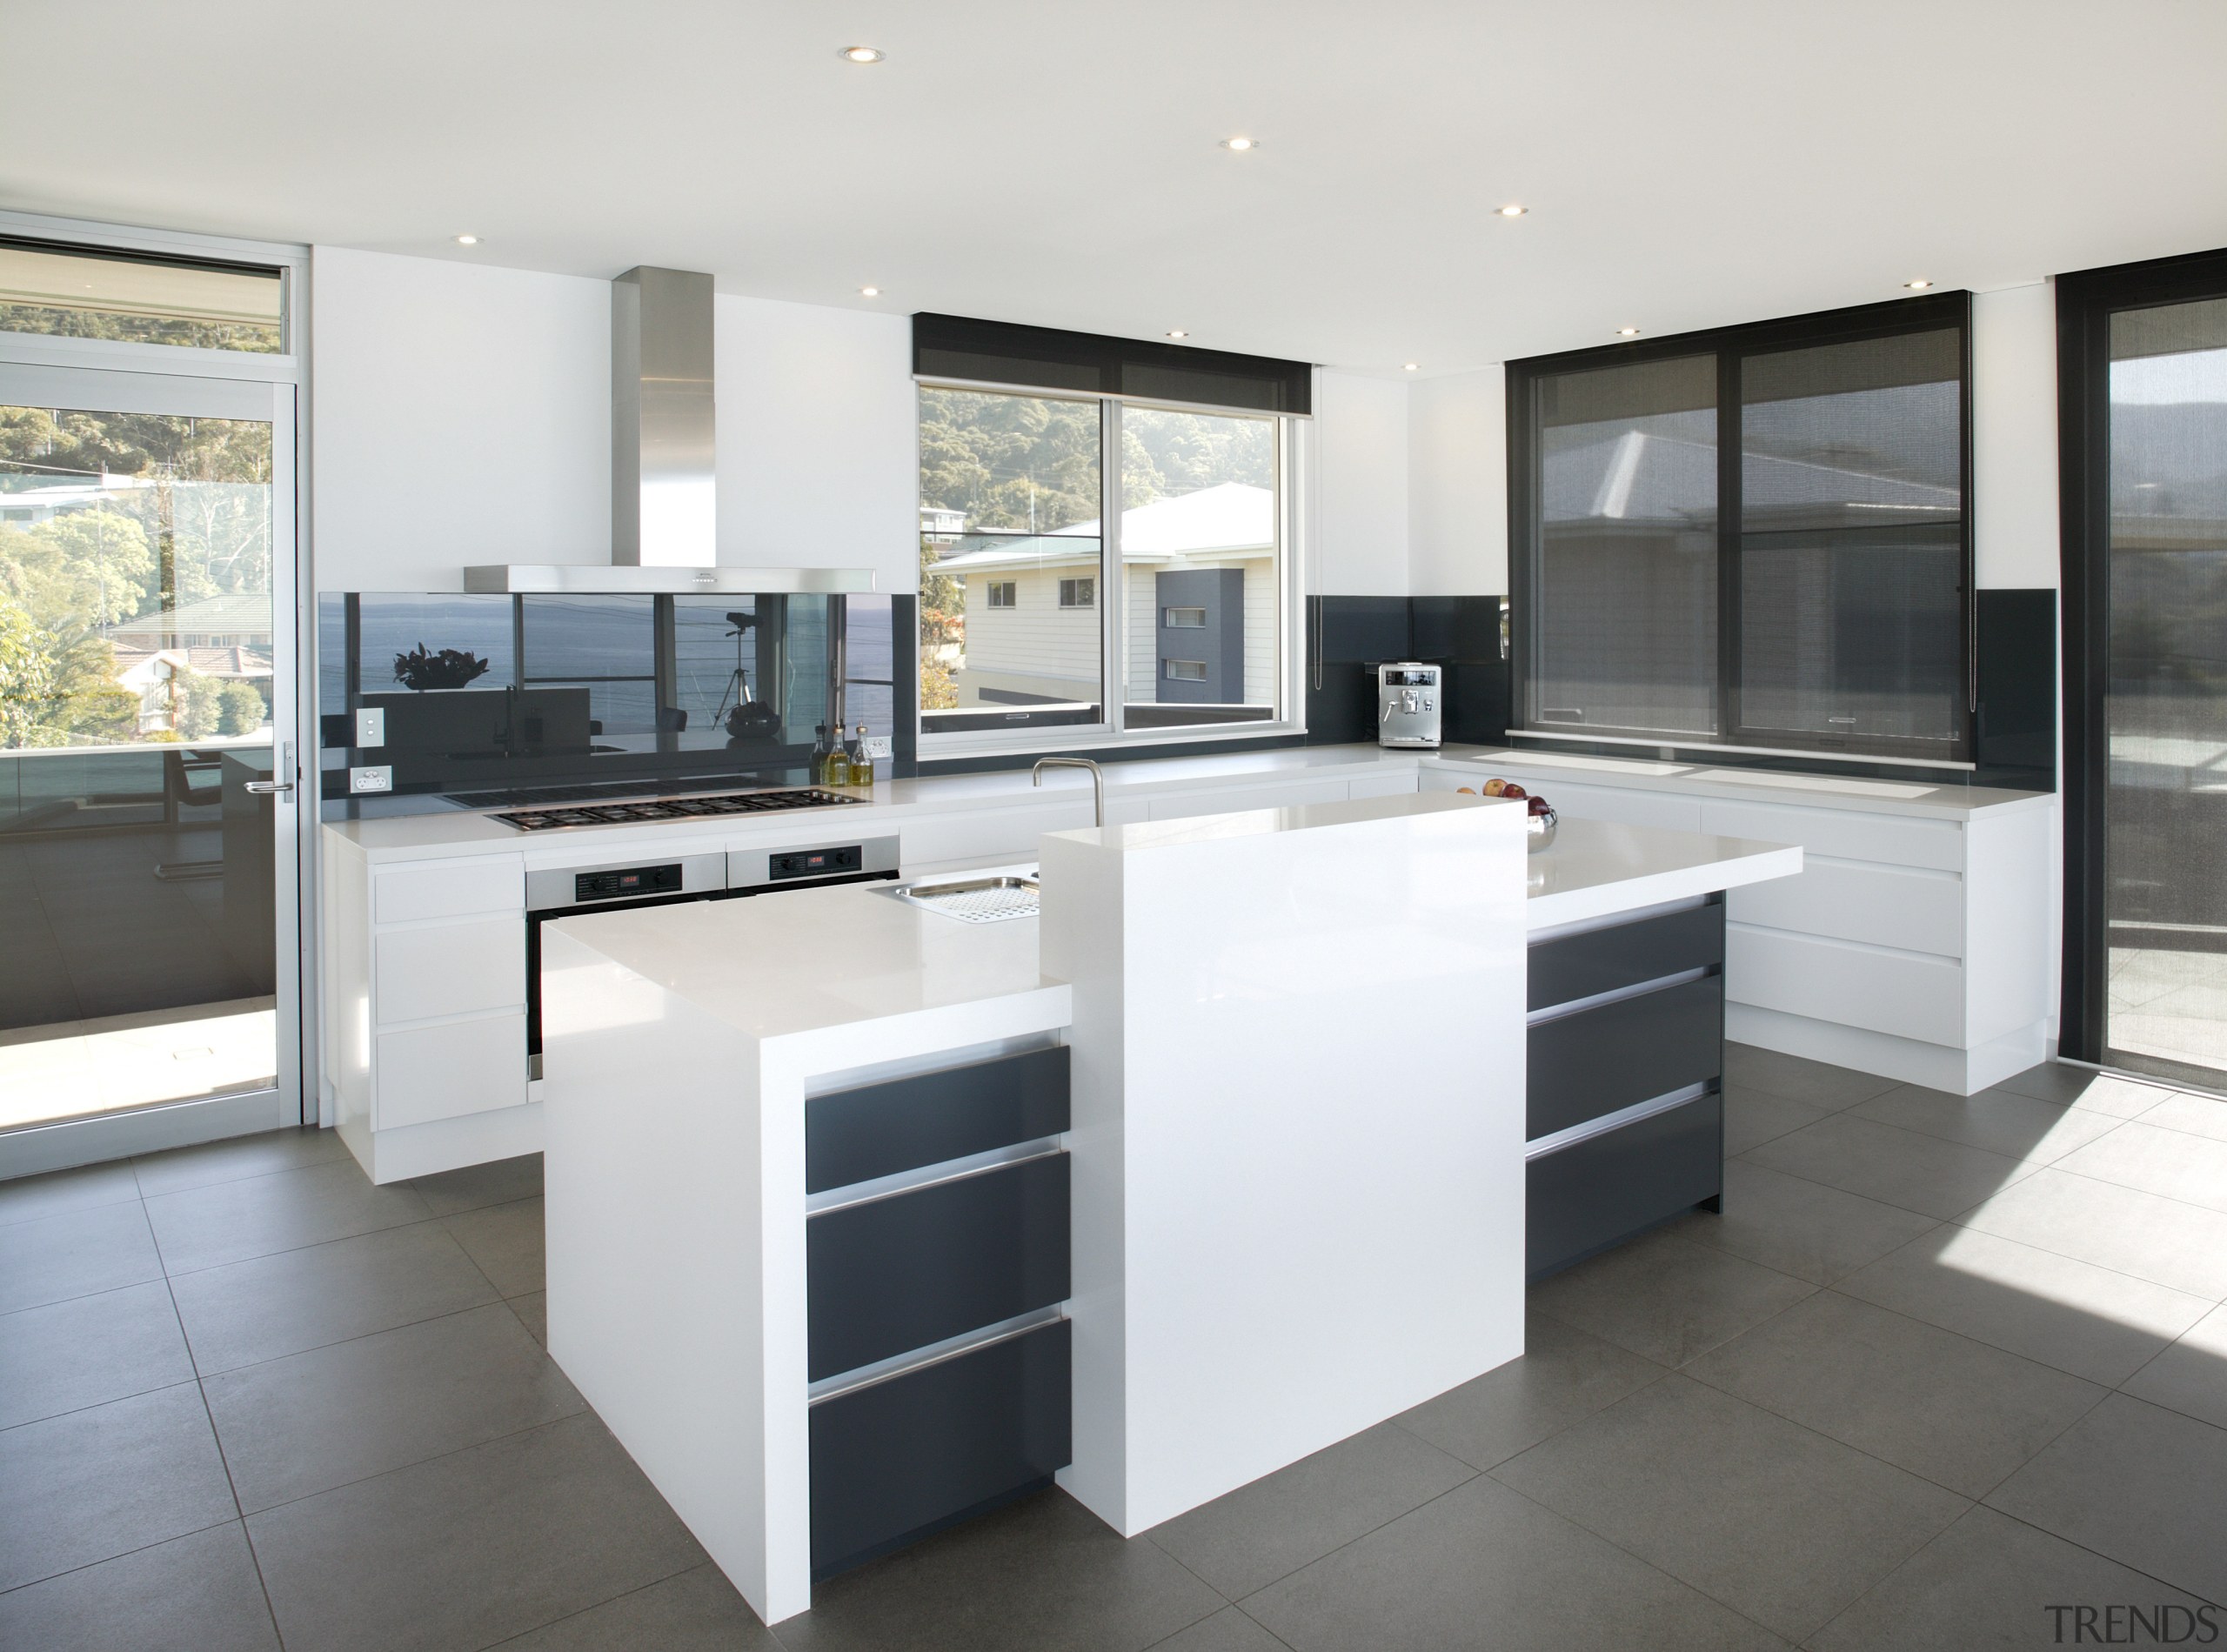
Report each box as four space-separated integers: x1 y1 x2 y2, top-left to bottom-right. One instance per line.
349 766 394 794
863 735 893 760
354 706 386 746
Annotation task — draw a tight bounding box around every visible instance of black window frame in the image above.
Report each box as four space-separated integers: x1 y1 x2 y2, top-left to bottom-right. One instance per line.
2055 244 2227 1073
1506 291 1976 767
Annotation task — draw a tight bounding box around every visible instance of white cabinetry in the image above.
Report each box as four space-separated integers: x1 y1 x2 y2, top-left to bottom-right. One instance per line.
1435 759 2052 1094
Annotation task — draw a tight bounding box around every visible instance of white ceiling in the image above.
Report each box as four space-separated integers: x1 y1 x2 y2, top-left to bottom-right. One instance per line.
4 1 2225 376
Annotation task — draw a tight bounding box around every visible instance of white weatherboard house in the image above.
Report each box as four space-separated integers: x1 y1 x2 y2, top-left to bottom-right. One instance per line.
932 481 1277 711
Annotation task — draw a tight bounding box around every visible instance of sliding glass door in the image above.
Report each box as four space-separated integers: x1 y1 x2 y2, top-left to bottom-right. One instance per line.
2063 252 2227 1090
0 360 300 1155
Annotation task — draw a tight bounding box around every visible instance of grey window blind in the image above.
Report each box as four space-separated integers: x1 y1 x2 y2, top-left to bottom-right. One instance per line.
913 313 1310 416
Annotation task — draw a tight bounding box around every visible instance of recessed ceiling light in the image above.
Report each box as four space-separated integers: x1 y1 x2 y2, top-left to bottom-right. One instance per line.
839 45 884 64
859 286 880 297
1497 204 1528 217
1220 137 1258 151
1904 277 1933 290
1403 362 1420 371
1167 330 1188 338
1616 326 1642 337
454 234 478 245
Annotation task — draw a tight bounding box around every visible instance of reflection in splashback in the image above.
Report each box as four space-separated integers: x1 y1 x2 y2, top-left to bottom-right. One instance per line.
318 592 895 818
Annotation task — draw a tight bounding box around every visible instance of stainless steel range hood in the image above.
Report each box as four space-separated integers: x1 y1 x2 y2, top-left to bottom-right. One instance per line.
464 265 875 597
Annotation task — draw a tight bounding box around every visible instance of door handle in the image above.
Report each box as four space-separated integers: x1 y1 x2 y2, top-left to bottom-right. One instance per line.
244 780 294 795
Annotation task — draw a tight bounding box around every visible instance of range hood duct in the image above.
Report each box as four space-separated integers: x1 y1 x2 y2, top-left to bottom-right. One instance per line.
464 265 873 596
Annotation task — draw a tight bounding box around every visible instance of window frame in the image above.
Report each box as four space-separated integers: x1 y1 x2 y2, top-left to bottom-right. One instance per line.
1057 577 1094 610
1506 291 1977 770
915 376 1308 759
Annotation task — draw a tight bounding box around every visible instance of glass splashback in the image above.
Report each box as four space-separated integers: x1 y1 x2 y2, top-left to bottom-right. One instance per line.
318 591 894 816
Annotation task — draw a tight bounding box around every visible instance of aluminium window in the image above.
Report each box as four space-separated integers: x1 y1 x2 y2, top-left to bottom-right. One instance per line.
1508 292 1973 766
916 316 1306 746
0 237 285 353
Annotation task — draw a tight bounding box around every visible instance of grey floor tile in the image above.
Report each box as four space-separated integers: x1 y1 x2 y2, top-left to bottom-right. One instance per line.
0 1198 162 1315
411 1151 544 1217
0 1381 238 1590
1491 1374 1967 1642
1809 1504 2210 1652
1682 1291 2106 1498
0 1278 195 1429
1149 1421 1475 1600
2123 1303 2227 1430
1721 1084 1829 1157
1722 1044 1899 1111
1669 1159 1940 1286
144 1159 431 1276
778 1486 1225 1652
0 1159 142 1227
131 1126 351 1198
1955 1167 2227 1300
1242 1473 1787 1652
2138 1090 2227 1144
488 1562 776 1650
0 1519 280 1652
1990 1064 2170 1118
1742 1113 2035 1221
1530 1231 1815 1368
2053 1119 2227 1215
170 1221 499 1375
1146 1608 1293 1652
1396 1309 1665 1471
1986 1393 2227 1604
512 1289 549 1348
1848 1083 2127 1165
445 1195 545 1297
205 1301 585 1513
247 1411 706 1652
1836 1224 2214 1387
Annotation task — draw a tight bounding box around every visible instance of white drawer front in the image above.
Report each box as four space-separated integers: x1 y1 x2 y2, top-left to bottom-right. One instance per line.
1729 859 1965 959
901 802 1092 867
374 1013 527 1130
1699 800 1962 873
1147 778 1350 820
1527 782 1703 833
375 918 525 1024
1726 924 1966 1046
374 857 525 924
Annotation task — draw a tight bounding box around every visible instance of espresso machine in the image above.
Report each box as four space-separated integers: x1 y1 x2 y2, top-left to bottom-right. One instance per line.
1376 662 1442 748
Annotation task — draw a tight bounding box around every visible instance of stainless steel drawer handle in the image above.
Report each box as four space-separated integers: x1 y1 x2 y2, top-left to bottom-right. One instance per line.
244 780 294 795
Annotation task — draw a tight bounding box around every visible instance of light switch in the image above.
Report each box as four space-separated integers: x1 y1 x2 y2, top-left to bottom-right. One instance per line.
354 706 386 746
349 766 393 794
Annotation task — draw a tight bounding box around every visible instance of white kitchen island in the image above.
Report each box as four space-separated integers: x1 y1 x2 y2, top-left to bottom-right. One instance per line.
537 794 1798 1625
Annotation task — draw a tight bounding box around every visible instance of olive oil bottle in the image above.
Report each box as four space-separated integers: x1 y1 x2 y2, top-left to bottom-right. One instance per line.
849 724 873 787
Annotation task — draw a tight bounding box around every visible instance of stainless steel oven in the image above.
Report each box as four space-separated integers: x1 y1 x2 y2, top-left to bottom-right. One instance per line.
524 834 899 1073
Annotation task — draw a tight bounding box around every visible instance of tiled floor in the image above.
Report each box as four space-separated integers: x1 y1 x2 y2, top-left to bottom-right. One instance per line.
3 1049 2225 1649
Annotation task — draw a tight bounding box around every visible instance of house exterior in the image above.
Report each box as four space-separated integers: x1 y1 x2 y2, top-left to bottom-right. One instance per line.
928 482 1278 710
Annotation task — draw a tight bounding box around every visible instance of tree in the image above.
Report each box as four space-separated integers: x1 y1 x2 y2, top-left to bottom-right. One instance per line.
172 669 221 739
0 596 56 748
0 509 160 628
217 679 268 736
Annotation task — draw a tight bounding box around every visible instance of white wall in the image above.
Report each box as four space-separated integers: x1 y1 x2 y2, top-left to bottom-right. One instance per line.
311 247 609 592
1408 366 1508 596
1307 370 1408 595
1972 281 2061 590
311 251 920 596
714 294 917 592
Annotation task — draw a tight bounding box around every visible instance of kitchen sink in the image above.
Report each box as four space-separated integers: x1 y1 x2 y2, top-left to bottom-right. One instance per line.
883 872 1040 923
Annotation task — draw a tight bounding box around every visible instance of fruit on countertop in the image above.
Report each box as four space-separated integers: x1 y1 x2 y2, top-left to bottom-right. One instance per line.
1528 794 1553 816
1481 778 1508 796
1501 782 1527 799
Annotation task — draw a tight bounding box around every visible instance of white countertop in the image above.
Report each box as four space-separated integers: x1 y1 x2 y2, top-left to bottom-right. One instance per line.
546 804 1797 1043
1426 746 2051 822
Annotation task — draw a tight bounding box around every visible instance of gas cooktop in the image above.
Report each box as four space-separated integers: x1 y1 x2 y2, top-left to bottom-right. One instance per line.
491 788 867 832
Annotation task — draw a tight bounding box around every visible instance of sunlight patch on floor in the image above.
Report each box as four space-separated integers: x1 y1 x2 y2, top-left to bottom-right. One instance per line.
0 999 277 1130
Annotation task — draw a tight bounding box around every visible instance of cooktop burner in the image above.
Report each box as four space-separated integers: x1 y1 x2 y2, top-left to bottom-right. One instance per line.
492 788 867 831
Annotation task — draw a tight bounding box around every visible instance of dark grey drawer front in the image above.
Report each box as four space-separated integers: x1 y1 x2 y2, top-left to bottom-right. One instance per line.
1528 901 1723 1013
811 1318 1071 1580
806 1046 1069 1194
1528 977 1722 1141
1528 1094 1722 1280
807 1154 1071 1381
